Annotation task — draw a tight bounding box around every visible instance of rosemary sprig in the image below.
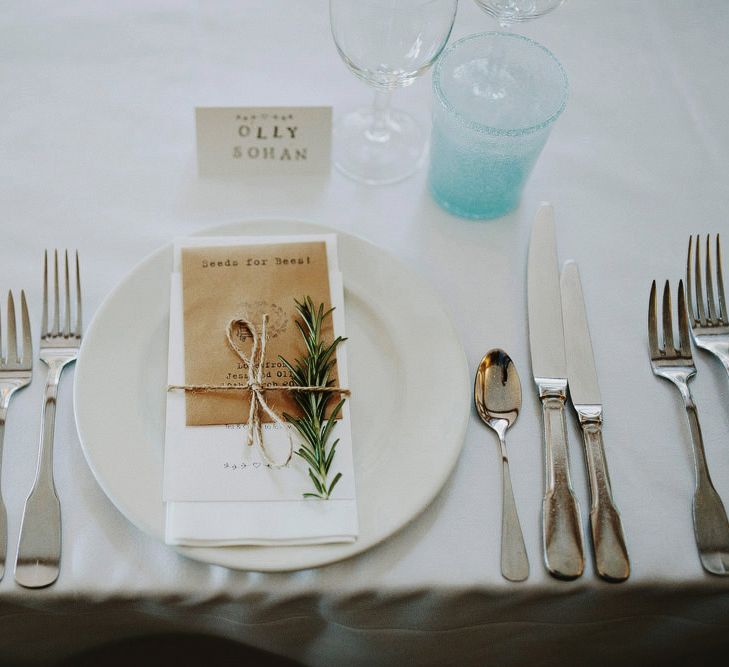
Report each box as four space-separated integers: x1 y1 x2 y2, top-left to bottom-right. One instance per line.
279 296 347 499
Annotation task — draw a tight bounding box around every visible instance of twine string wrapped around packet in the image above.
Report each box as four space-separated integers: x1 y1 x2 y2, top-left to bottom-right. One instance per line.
168 314 350 468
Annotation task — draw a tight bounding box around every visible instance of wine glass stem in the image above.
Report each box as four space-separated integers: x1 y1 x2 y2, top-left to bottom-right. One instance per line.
366 89 392 143
489 19 512 95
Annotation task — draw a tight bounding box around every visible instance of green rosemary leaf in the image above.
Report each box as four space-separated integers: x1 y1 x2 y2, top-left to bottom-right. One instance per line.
298 422 318 443
278 355 299 378
319 399 345 445
320 337 346 367
295 447 319 469
286 417 313 442
324 438 340 474
327 472 342 497
308 468 325 494
293 315 308 335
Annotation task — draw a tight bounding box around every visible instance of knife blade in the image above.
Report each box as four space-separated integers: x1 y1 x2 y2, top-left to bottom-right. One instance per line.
561 260 630 582
527 203 584 580
528 204 568 382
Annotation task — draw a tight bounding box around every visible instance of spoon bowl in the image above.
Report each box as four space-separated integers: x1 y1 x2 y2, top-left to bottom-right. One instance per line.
474 349 521 431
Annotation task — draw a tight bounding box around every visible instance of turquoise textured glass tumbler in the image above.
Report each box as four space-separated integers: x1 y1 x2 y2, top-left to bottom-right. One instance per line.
428 32 568 219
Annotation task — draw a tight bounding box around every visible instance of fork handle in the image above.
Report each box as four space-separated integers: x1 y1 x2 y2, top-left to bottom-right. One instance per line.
578 418 630 582
1 386 29 582
539 386 585 580
680 389 729 574
677 384 715 487
15 361 64 588
34 361 65 491
0 415 6 580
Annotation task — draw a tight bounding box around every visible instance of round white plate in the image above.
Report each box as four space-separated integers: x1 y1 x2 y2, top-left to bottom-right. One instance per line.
74 220 470 571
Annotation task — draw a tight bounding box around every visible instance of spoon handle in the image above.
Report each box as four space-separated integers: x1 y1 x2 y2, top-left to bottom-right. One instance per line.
500 453 529 582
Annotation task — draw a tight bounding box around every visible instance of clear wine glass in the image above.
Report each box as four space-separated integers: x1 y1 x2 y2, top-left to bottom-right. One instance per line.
473 0 565 29
329 0 458 185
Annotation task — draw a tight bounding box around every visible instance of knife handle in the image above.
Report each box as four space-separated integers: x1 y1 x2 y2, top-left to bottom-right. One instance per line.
540 387 584 579
580 418 630 582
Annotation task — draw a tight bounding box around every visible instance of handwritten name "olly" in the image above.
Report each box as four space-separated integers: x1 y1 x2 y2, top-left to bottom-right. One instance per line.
238 125 298 140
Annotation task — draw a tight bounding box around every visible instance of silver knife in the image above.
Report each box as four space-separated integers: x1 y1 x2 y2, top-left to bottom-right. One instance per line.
527 203 584 580
561 260 630 582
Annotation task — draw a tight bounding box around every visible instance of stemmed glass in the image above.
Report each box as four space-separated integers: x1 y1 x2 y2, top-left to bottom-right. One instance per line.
473 0 565 28
468 0 565 101
329 0 458 185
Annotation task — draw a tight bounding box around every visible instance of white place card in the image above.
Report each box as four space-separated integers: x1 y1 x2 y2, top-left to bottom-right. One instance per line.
195 106 332 176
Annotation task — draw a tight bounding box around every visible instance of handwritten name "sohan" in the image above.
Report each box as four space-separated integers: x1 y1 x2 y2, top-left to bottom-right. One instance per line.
233 146 307 161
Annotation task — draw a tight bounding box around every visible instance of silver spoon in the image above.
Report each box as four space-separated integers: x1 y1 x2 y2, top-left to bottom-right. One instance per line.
475 349 529 582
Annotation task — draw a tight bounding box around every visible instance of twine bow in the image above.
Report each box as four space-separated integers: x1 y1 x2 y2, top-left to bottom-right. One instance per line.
168 314 349 468
230 315 292 466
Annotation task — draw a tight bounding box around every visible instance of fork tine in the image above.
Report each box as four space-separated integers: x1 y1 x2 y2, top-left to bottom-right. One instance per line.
20 289 32 364
678 280 691 356
662 280 675 354
41 250 48 336
695 235 707 326
52 249 60 336
6 290 18 364
717 234 727 324
75 250 82 337
686 236 696 325
705 234 717 323
63 250 70 337
649 280 661 356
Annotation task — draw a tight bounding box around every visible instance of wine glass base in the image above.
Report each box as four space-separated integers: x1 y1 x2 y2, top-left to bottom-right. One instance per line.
333 107 427 185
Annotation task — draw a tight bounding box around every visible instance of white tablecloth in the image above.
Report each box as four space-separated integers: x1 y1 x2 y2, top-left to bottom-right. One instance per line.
2 1 729 664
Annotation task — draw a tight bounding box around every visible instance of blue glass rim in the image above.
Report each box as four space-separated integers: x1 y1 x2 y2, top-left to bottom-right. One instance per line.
432 31 569 137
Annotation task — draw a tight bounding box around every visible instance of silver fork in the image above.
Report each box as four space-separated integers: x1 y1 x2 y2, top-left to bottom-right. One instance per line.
649 279 729 575
15 250 82 589
686 234 729 375
0 291 33 580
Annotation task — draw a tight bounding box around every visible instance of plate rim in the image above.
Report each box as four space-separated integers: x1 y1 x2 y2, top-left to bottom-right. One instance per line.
74 218 471 571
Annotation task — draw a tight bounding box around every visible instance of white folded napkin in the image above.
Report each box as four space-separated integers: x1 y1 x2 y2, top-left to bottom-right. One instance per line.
163 235 358 546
